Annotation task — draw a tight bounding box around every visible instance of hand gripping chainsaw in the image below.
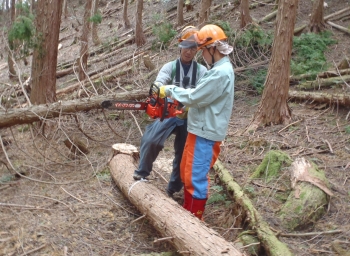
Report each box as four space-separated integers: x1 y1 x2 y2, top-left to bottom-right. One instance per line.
101 83 183 121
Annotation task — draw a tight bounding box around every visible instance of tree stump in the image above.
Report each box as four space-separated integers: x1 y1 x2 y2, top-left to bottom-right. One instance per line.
108 143 243 256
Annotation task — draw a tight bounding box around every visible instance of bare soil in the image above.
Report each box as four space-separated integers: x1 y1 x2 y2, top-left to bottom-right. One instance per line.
0 0 350 255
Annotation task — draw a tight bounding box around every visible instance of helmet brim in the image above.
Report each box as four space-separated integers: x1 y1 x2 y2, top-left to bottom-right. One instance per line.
178 35 198 49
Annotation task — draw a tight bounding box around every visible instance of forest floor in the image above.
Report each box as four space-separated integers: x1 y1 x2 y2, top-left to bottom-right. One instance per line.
0 0 350 255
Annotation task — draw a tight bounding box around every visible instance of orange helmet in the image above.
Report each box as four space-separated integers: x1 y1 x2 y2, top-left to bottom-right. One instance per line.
195 24 227 49
179 24 228 49
178 25 199 42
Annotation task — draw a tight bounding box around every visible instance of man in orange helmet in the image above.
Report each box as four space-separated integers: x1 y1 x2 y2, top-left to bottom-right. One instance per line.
133 26 207 199
159 24 234 219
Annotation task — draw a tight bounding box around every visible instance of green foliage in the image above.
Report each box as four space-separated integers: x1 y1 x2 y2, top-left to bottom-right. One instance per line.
344 126 350 134
207 185 227 204
245 68 267 94
235 24 273 50
152 20 176 48
8 15 35 50
212 20 235 43
16 2 31 16
89 12 102 24
291 31 336 79
250 150 292 183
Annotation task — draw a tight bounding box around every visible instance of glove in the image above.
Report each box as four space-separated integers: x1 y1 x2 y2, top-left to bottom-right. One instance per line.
159 85 167 98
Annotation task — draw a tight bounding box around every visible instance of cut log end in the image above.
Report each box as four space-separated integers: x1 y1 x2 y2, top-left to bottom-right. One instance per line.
111 143 139 161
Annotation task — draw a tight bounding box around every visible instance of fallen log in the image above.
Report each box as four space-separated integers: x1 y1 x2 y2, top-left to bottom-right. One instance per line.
295 75 350 90
326 21 350 35
213 160 293 256
288 90 350 107
324 7 350 21
279 157 332 231
0 91 148 129
108 144 243 256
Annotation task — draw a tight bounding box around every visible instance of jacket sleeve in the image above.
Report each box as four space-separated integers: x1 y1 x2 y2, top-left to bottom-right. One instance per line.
155 61 174 85
165 68 230 108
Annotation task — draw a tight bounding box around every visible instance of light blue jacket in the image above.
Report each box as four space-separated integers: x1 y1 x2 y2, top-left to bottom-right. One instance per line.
165 56 234 141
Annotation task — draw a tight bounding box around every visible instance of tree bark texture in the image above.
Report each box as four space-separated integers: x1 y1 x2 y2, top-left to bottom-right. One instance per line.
79 0 93 81
251 0 299 127
92 0 101 45
0 91 148 129
135 0 146 46
8 0 16 79
108 144 243 256
30 0 63 105
177 0 184 26
213 160 293 256
309 0 325 33
240 0 253 29
63 0 68 18
123 0 131 29
198 0 211 27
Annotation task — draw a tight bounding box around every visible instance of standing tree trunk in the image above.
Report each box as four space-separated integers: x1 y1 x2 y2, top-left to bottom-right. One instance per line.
198 0 211 27
8 0 16 80
91 0 101 45
247 0 298 130
30 0 63 105
63 0 68 18
122 0 131 29
240 0 253 29
177 0 184 26
79 0 93 81
135 0 146 47
309 0 325 33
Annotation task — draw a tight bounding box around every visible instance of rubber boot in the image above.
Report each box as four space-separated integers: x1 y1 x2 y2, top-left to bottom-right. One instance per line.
189 197 207 220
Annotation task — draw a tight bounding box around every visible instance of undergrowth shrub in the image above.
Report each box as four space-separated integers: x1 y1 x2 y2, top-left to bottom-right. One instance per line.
151 14 176 49
8 2 35 57
89 12 102 24
291 31 336 79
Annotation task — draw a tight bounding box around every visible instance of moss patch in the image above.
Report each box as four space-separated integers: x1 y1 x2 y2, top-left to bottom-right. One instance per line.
250 150 292 182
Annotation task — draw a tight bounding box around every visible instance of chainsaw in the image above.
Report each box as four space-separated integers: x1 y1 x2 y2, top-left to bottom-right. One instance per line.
101 83 183 121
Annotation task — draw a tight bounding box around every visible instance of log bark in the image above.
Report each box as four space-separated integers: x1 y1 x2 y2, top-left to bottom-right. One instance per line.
326 21 350 35
288 90 350 107
109 144 243 256
0 91 148 129
324 7 350 21
213 160 293 256
295 74 350 90
279 157 331 231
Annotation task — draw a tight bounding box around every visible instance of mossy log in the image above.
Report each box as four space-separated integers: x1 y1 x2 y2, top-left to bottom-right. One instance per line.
213 160 293 256
295 75 350 90
279 158 331 231
288 90 350 107
109 144 243 256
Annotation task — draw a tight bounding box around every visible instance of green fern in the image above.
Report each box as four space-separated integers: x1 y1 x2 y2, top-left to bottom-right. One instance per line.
291 31 336 79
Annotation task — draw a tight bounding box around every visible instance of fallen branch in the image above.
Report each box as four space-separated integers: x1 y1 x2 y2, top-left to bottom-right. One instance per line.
0 91 148 128
326 21 350 35
213 160 293 256
279 229 343 237
324 7 350 21
295 75 350 90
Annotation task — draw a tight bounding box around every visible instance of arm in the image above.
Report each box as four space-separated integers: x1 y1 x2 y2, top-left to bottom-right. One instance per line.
165 69 230 108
